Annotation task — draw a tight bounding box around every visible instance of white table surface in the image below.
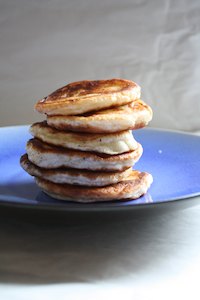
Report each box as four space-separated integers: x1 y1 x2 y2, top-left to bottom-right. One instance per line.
0 202 200 300
1 0 200 299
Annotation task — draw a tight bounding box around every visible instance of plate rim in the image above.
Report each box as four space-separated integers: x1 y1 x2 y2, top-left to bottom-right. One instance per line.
0 194 200 212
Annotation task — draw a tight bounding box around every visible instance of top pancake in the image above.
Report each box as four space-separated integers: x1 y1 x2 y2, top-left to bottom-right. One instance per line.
35 79 141 116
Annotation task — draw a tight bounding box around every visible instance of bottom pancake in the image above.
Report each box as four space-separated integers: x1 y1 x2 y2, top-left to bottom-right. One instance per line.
35 171 153 203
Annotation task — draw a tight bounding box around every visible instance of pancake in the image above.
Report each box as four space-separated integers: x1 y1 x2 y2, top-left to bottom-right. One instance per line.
20 154 133 186
26 138 143 171
35 79 141 116
35 170 153 202
47 100 153 133
30 121 138 155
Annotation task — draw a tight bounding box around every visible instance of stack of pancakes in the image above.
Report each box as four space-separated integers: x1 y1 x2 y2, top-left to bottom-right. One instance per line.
20 79 153 203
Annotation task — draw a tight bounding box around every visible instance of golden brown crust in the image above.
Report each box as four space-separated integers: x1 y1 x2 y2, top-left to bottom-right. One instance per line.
35 171 153 202
40 79 136 99
47 99 152 133
26 138 143 171
35 79 141 116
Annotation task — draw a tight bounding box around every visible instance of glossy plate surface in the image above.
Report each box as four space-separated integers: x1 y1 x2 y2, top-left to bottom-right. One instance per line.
0 125 200 211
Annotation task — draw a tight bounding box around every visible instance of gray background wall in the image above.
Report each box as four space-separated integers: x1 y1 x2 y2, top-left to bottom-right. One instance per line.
1 0 200 131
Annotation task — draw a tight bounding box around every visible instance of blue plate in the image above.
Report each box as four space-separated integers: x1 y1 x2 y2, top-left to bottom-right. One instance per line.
0 125 200 211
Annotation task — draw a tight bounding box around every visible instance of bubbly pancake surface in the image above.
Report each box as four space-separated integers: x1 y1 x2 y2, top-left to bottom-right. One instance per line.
26 138 143 171
30 121 138 155
35 79 141 116
47 100 152 133
35 170 153 202
20 154 133 186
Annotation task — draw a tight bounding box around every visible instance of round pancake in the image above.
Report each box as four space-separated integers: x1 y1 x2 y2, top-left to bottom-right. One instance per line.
20 154 133 186
47 100 152 133
35 79 141 116
26 139 143 171
30 121 138 155
35 171 153 202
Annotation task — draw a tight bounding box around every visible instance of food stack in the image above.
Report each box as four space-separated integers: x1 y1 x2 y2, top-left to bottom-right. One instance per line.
20 79 153 202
